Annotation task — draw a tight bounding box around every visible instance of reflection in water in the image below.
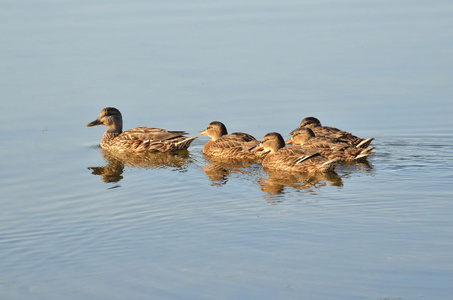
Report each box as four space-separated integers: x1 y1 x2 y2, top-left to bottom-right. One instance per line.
200 155 261 186
200 153 348 202
89 147 373 198
88 148 194 183
257 157 374 202
259 169 343 195
88 155 125 183
336 160 374 178
199 153 375 201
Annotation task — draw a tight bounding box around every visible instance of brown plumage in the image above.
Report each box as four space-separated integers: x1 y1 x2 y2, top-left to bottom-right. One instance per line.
258 132 341 173
198 121 265 161
86 107 197 152
289 117 374 148
287 128 375 162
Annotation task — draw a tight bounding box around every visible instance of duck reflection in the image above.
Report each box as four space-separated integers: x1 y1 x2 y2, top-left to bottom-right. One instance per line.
259 169 343 196
200 154 344 194
201 156 262 186
335 160 374 178
88 154 124 183
88 148 193 183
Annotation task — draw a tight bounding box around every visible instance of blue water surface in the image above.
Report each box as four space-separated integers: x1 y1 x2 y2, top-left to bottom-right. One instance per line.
1 1 453 299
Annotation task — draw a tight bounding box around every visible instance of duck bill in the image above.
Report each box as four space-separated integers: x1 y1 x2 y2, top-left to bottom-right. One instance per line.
285 138 294 145
86 119 102 127
198 129 208 135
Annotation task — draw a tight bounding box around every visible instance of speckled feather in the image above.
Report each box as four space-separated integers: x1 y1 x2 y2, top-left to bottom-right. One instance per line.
287 128 375 162
263 148 339 173
199 121 265 160
259 132 340 173
87 107 196 153
291 117 374 148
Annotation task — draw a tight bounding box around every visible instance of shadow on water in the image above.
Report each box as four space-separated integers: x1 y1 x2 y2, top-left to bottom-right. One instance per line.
87 148 194 183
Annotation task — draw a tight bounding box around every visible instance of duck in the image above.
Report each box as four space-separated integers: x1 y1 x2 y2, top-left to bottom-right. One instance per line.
198 121 264 160
86 107 197 152
289 117 374 148
286 127 374 162
256 132 341 173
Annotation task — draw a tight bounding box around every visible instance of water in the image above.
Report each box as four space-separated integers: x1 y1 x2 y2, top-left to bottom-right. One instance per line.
1 0 453 299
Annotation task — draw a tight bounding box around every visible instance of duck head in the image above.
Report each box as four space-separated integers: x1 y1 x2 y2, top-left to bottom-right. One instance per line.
198 121 228 141
298 116 321 128
86 107 123 133
259 132 286 153
286 127 315 145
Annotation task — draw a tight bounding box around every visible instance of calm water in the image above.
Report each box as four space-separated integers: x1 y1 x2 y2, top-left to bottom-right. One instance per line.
1 0 453 299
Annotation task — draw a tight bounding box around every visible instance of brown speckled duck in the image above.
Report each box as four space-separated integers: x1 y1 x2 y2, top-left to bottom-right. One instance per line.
86 107 197 152
290 117 374 148
198 121 264 160
287 128 374 162
256 132 341 173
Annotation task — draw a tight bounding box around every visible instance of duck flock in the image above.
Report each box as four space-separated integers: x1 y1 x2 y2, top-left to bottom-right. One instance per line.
87 107 374 175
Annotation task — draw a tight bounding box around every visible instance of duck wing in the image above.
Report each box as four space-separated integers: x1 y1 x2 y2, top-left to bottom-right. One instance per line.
278 145 318 156
108 127 195 152
266 150 338 173
211 133 258 150
231 132 257 141
120 127 188 141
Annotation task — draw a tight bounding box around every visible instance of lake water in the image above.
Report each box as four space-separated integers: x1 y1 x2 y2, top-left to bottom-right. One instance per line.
1 0 453 299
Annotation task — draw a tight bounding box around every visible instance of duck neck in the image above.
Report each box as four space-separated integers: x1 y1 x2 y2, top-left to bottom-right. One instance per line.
203 139 213 154
107 122 122 134
101 126 121 147
268 143 283 154
211 130 225 141
273 145 283 153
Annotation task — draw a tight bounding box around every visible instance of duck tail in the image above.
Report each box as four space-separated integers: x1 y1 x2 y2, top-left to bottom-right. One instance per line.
176 136 197 150
355 146 375 160
320 157 342 172
362 146 375 154
356 137 374 148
